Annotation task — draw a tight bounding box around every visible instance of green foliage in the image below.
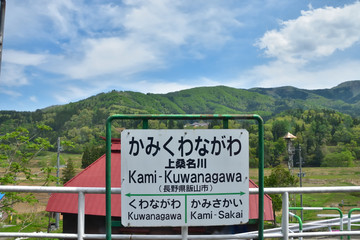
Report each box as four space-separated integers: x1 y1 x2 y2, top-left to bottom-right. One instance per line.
0 211 62 234
321 150 355 167
265 165 298 188
0 126 52 184
267 109 360 167
2 83 360 169
264 138 286 167
61 158 76 183
264 166 298 212
272 120 290 140
0 125 62 214
81 143 105 168
41 166 58 186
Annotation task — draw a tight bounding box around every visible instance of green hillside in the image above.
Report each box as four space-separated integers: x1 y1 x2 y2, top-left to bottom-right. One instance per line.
249 83 360 115
2 80 360 169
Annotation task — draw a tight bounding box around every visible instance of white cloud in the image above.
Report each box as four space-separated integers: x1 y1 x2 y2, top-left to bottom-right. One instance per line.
123 1 189 45
44 1 244 81
132 81 193 94
0 88 22 98
237 59 360 90
53 85 95 104
196 77 222 87
29 96 38 102
242 2 360 92
123 0 241 49
4 50 47 66
51 77 213 105
120 76 223 94
256 2 360 63
63 37 161 79
45 1 79 37
5 1 43 40
1 50 47 88
0 64 28 87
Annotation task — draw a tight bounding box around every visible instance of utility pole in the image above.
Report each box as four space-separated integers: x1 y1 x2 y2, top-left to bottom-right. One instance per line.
0 0 5 74
298 145 304 220
55 137 60 229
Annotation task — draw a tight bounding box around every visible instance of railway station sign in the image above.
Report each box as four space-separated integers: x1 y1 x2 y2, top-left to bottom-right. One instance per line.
121 129 249 227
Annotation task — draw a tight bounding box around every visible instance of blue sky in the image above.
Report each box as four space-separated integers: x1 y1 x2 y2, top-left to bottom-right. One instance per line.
1 0 360 111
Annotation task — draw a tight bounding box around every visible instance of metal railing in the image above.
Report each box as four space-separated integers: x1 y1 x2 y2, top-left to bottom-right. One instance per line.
270 186 360 240
1 185 360 239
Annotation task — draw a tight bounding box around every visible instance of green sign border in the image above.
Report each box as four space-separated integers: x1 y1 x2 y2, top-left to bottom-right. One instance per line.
105 114 264 240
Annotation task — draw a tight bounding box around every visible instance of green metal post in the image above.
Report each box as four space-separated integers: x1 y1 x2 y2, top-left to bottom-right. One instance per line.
223 118 229 129
290 212 303 240
291 213 303 232
322 207 343 239
347 208 360 239
255 115 264 240
290 207 344 239
105 116 113 240
143 119 149 129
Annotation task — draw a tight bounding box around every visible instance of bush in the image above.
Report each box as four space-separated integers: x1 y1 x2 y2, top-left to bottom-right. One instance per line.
264 166 298 212
321 150 355 167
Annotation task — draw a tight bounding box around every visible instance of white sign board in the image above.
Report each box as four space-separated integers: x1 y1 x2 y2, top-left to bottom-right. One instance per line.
121 129 249 227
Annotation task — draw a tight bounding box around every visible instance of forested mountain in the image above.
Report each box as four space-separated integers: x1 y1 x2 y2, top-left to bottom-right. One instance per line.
249 80 360 114
1 80 360 168
45 80 360 118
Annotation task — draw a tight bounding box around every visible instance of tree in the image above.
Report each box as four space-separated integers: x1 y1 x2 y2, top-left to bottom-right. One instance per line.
264 138 286 167
272 120 289 140
61 158 76 183
81 145 91 168
81 143 105 168
41 166 58 186
264 166 298 222
321 150 355 167
0 125 52 214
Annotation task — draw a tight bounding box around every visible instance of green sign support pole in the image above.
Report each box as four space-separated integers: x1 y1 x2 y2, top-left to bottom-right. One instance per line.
256 115 265 239
105 116 113 240
105 114 264 240
348 208 360 239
